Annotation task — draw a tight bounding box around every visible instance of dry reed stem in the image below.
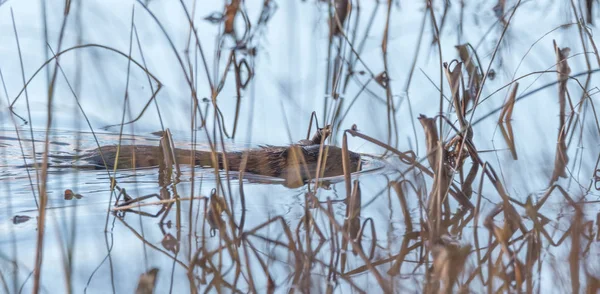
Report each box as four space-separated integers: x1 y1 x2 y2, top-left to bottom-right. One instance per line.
550 40 571 183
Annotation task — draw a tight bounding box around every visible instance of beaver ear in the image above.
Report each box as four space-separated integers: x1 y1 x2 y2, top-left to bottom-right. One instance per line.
321 125 332 134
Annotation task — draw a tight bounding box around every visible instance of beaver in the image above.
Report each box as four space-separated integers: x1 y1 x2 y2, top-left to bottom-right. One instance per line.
52 126 362 187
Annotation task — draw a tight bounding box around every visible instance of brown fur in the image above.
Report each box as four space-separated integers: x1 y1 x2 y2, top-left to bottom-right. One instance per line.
79 144 360 187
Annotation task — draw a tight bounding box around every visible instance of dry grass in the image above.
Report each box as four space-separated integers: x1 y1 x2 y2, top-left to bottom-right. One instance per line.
1 0 600 293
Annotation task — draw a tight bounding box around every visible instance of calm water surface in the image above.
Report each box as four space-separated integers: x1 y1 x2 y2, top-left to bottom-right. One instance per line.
1 0 600 293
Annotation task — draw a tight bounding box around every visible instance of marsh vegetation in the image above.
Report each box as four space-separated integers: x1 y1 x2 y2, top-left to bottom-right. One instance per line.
1 0 600 293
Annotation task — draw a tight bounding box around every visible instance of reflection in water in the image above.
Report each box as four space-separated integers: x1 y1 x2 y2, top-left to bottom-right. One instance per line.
1 0 600 293
2 129 600 293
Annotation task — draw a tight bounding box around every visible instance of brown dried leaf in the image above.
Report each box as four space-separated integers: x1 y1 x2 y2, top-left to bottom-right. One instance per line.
431 242 471 294
455 45 476 79
135 268 159 294
444 61 466 125
550 139 569 182
555 42 571 83
551 41 570 183
419 115 453 237
207 191 227 231
224 0 241 35
499 83 518 123
391 181 414 232
418 114 441 170
329 0 349 37
461 163 479 199
499 123 518 160
343 180 362 240
161 233 179 253
455 44 481 107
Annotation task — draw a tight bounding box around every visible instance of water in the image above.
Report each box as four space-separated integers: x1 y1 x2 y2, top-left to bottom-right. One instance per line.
1 0 600 293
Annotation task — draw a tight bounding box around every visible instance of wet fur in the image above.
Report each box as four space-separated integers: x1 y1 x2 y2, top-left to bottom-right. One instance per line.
77 144 361 187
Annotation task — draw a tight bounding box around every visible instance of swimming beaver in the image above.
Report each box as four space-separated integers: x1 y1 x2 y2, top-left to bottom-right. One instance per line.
55 127 362 187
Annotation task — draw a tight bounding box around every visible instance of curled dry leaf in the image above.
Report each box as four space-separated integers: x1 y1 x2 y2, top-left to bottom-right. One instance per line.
455 44 481 107
443 61 464 121
419 114 454 238
207 191 228 231
418 114 441 170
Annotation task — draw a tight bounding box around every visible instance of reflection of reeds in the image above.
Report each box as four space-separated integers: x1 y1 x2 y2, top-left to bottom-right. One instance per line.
2 0 600 293
498 82 518 160
550 40 571 184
